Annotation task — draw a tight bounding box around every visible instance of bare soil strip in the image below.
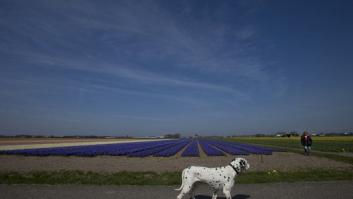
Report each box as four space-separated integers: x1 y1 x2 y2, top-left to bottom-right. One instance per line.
0 138 132 145
0 152 350 173
0 139 165 150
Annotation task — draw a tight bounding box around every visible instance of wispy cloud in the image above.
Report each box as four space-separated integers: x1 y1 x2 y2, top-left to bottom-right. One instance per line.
5 48 249 99
0 0 292 135
1 0 353 135
0 0 277 101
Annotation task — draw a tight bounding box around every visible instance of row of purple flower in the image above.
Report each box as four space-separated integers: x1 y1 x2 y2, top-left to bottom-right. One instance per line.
0 139 280 157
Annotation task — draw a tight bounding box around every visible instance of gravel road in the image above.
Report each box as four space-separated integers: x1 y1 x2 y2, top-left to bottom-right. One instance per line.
1 181 352 199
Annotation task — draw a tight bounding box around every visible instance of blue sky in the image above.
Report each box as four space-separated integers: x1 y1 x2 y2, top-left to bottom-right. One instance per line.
0 0 352 136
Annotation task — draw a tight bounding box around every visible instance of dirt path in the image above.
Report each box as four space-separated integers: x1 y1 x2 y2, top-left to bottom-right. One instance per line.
0 152 350 173
1 181 352 199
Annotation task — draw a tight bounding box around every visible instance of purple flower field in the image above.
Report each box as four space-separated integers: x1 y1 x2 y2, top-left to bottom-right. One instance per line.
0 139 280 157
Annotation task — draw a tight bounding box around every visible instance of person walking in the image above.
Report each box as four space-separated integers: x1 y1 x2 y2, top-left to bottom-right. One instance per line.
301 131 313 155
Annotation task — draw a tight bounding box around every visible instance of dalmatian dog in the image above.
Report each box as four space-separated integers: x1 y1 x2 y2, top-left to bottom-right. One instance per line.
175 157 250 199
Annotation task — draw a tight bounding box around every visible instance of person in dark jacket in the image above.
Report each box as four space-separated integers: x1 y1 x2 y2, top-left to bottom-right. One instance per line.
301 131 313 155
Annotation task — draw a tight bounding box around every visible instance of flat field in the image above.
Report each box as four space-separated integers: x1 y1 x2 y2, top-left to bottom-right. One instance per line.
0 137 352 185
0 138 133 145
226 136 353 153
0 137 352 173
0 152 351 173
0 138 159 150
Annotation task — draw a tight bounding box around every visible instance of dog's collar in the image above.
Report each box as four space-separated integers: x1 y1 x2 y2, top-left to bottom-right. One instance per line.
229 164 240 174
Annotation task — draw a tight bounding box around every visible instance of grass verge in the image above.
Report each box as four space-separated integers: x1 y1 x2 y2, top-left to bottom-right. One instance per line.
0 169 352 185
260 145 352 165
223 138 353 165
225 136 353 152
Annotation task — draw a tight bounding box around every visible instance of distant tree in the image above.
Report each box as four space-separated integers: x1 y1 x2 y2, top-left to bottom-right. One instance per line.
164 133 181 139
33 135 45 138
15 134 32 138
290 131 299 136
255 134 266 137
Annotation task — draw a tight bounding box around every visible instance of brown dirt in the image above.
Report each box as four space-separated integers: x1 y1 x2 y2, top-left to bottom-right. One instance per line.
0 152 351 173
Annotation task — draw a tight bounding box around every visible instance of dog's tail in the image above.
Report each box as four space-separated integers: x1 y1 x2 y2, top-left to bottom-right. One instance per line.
174 169 186 191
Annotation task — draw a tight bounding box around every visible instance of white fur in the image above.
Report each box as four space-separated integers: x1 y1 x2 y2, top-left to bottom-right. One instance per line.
175 158 250 199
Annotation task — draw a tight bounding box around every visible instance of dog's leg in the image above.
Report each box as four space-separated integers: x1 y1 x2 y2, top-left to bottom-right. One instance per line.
177 190 185 199
211 190 218 199
177 182 193 199
222 186 232 199
189 190 195 199
189 182 198 199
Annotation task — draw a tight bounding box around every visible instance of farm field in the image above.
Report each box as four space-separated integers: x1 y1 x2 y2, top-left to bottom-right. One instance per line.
226 136 353 153
0 152 350 173
0 138 134 145
0 137 352 186
0 138 278 157
0 138 351 173
0 138 161 150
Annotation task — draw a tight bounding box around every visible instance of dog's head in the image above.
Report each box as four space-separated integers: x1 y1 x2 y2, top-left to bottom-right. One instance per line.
230 157 250 173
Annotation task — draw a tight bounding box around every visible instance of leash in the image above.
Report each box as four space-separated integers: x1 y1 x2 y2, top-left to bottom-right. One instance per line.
229 164 240 175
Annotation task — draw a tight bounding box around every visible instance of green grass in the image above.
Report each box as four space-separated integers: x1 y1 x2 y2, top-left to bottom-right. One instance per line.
224 137 353 165
226 136 353 152
0 169 352 185
309 151 353 165
0 170 181 185
237 169 353 183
